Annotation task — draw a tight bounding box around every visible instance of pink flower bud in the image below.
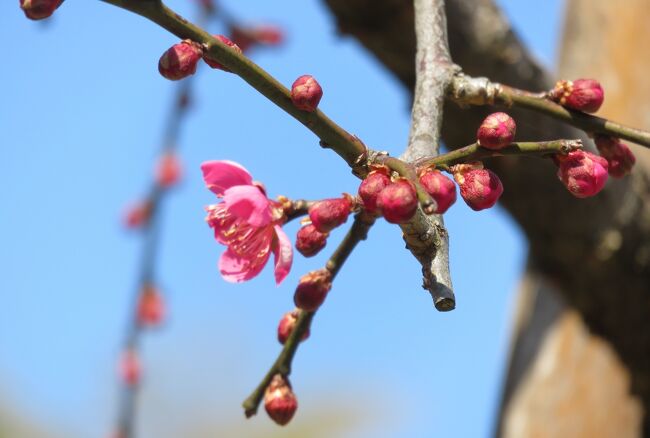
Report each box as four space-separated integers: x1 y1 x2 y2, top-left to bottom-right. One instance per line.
358 168 391 214
203 35 242 72
124 201 152 229
291 75 323 112
594 135 636 178
556 150 608 198
230 25 285 53
277 310 310 345
453 165 503 211
308 196 352 233
137 284 165 327
295 224 328 257
264 374 298 426
477 112 516 150
19 0 62 20
119 350 141 387
156 153 182 188
293 269 332 312
158 40 203 81
418 169 457 214
376 178 418 224
550 79 604 113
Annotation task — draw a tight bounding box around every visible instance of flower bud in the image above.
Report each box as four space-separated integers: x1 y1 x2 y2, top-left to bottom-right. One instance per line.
137 284 165 327
158 40 203 81
556 150 608 198
308 196 352 233
230 25 285 53
291 75 323 112
203 35 242 72
453 164 503 211
124 201 152 229
550 79 604 113
418 169 457 214
277 310 310 345
477 112 516 150
264 374 298 426
295 224 328 257
358 169 391 214
20 0 62 20
156 152 182 188
293 269 332 312
119 349 141 387
594 135 636 178
376 178 418 223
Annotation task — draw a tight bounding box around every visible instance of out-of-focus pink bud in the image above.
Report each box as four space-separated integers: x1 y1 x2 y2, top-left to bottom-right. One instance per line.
453 163 503 211
418 169 457 214
477 112 516 150
550 79 604 113
594 135 636 178
293 269 332 312
203 35 242 72
156 153 182 188
277 309 310 345
119 349 141 387
290 75 323 112
308 196 353 233
230 25 285 53
124 201 152 229
556 150 608 198
358 168 391 214
19 0 62 20
376 178 418 224
264 374 298 426
158 40 203 81
137 284 165 327
295 224 328 257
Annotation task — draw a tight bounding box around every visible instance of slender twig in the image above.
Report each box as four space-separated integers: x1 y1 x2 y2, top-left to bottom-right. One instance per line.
415 139 583 171
282 199 315 223
399 0 458 311
448 73 650 149
242 212 376 418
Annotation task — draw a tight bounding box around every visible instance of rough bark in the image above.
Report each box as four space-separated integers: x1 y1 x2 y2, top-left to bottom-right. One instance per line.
322 0 650 433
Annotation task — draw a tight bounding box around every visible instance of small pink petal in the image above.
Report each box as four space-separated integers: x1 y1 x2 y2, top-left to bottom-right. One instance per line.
218 248 270 283
201 160 253 196
223 185 272 227
272 225 293 285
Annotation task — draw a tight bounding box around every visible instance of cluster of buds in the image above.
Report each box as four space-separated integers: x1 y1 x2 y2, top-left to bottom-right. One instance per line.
358 168 419 223
19 0 62 20
158 35 242 81
548 78 604 113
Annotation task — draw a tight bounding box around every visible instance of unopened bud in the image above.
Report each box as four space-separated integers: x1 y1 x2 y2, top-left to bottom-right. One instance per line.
230 25 285 53
20 0 62 20
418 169 457 214
291 75 323 112
124 201 152 229
556 150 608 198
308 196 352 233
293 269 332 312
119 349 141 386
158 40 203 81
594 135 635 178
477 112 516 150
264 374 298 426
377 178 418 223
156 153 182 187
295 224 328 257
453 164 503 211
277 310 310 345
203 35 242 72
358 168 391 214
137 284 165 327
550 79 604 113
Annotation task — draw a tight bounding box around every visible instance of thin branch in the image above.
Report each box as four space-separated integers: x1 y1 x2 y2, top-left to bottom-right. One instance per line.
242 212 376 418
449 74 650 149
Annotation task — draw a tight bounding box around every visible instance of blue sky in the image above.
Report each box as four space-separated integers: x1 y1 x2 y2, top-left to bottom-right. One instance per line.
0 1 563 437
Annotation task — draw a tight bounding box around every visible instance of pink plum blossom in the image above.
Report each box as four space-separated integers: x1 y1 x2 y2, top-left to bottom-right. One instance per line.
201 160 292 284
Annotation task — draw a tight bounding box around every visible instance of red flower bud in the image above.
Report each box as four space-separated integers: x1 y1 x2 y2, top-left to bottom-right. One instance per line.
203 35 242 72
308 196 352 233
137 284 165 327
377 178 418 224
295 224 328 257
453 164 503 211
477 112 516 150
19 0 62 20
158 40 203 81
119 350 141 387
358 169 391 214
556 150 608 198
277 310 310 345
594 135 636 178
293 269 332 312
291 75 323 112
156 152 182 188
418 169 457 214
124 201 152 229
550 79 604 113
264 374 298 426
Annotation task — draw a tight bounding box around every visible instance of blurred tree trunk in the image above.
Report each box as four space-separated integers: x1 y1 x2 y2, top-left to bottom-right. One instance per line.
321 0 650 436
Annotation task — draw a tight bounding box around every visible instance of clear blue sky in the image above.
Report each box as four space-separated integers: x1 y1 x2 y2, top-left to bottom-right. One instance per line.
0 1 563 437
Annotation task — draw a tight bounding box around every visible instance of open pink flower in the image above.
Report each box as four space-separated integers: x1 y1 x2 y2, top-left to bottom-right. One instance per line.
201 160 292 284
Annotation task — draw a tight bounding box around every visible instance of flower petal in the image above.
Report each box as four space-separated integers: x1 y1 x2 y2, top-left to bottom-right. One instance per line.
272 225 293 285
201 160 253 196
223 185 272 227
218 248 270 283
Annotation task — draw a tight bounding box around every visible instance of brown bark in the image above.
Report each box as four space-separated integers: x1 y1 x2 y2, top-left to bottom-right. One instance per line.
322 0 650 433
